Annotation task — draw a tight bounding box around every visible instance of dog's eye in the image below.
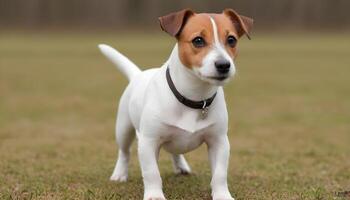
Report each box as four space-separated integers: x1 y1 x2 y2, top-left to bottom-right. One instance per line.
227 36 237 47
192 37 206 48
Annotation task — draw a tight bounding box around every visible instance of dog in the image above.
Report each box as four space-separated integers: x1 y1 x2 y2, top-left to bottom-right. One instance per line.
98 8 253 200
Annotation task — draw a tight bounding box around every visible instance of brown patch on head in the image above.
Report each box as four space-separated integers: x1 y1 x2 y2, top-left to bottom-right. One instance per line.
159 9 253 69
223 9 254 39
177 14 214 68
211 14 241 59
158 9 194 37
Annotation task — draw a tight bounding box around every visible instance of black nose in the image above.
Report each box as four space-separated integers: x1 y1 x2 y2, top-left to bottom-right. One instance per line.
215 59 230 74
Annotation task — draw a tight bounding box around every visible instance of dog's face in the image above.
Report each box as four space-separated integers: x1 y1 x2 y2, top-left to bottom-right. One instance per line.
159 9 253 85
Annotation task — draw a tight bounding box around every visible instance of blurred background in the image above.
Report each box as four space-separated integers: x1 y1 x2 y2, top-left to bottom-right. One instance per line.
1 0 350 30
1 0 350 199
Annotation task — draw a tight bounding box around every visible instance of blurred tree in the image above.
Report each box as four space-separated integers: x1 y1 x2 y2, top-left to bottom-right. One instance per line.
0 0 349 30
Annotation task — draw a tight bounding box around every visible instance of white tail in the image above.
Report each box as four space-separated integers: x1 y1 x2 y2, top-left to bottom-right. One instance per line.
98 44 141 81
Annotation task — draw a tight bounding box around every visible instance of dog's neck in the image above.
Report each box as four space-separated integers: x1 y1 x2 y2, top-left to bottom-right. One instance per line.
167 44 218 101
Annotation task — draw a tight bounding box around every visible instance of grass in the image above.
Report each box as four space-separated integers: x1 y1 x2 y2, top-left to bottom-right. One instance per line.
0 31 350 200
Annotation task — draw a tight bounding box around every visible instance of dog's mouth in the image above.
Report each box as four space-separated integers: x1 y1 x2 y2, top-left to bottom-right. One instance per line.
205 75 229 81
192 69 232 84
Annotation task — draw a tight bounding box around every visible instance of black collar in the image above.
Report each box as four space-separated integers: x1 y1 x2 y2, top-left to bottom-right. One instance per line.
166 67 217 109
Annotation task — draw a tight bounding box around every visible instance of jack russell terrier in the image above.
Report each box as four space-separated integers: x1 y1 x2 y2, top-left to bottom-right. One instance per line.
98 8 253 200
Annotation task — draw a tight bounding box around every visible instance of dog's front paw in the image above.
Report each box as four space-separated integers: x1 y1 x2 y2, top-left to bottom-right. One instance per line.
213 196 234 200
212 191 234 200
145 198 166 200
213 197 234 200
144 190 166 200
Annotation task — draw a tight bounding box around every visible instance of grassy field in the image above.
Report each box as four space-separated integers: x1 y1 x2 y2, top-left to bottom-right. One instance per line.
0 31 350 200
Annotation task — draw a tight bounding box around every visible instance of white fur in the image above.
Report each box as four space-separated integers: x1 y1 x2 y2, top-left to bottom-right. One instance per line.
99 44 141 80
99 18 235 199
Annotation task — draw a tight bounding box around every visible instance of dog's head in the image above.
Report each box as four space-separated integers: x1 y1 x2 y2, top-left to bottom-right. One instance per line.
159 9 253 85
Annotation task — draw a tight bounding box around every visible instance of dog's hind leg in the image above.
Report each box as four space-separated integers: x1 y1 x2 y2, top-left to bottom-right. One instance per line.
171 154 191 175
110 92 135 182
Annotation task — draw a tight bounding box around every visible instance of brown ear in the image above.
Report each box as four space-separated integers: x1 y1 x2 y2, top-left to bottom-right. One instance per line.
223 9 254 40
158 8 194 37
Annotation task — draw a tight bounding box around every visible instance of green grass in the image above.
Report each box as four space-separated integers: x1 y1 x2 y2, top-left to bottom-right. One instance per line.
0 31 350 200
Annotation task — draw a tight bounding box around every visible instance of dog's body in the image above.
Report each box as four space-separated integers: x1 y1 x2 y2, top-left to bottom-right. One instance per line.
99 9 253 200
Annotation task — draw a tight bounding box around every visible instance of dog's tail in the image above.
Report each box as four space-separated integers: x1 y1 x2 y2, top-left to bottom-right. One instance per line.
98 44 141 81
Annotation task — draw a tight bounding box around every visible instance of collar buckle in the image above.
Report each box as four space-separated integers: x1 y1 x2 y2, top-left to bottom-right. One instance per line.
201 103 209 119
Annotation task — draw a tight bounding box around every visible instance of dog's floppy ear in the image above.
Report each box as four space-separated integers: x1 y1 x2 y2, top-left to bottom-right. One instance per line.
158 8 194 37
223 9 253 40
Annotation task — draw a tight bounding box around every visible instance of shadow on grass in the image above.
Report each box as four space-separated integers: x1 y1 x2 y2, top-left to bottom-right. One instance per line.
102 172 212 199
162 172 212 200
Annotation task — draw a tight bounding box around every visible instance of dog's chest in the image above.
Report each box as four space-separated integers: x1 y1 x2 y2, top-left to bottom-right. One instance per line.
161 124 209 154
155 103 219 154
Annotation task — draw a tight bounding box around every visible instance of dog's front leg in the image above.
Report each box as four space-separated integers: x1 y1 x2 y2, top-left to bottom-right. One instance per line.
138 136 165 200
207 135 234 200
